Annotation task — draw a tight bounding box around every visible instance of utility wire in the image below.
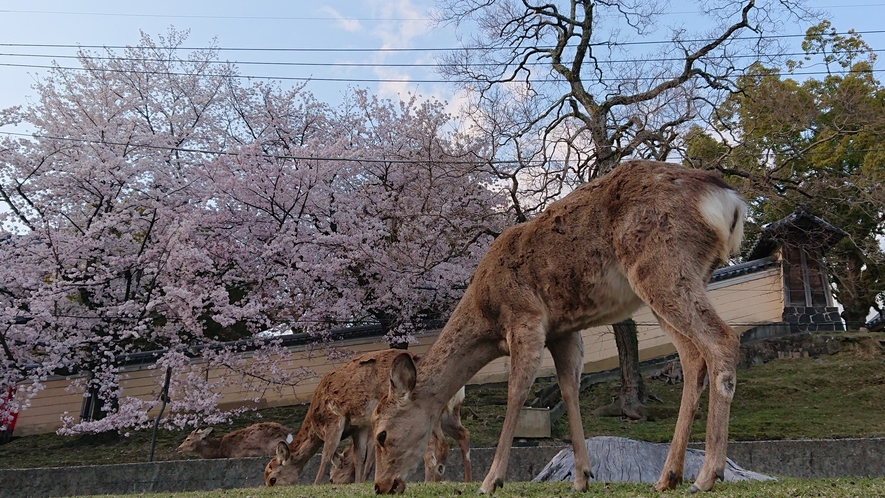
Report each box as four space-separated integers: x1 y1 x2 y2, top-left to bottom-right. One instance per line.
2 130 883 163
0 61 880 84
2 30 884 52
2 49 883 69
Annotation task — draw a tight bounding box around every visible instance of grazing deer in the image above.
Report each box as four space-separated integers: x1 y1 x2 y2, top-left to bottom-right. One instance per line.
329 386 471 484
265 349 421 486
176 422 293 459
371 160 747 494
330 430 448 484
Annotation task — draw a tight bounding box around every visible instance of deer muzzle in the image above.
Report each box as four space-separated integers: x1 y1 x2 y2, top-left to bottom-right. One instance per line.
374 477 406 494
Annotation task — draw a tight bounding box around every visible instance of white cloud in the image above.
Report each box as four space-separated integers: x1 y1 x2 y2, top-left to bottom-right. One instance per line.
320 6 363 32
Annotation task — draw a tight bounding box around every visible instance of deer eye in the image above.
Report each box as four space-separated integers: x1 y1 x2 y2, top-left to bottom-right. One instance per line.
269 477 277 486
376 430 387 446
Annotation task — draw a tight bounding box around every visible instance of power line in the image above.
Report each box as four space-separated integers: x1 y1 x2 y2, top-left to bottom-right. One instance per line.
3 5 885 22
0 9 432 22
0 130 518 165
0 61 880 85
2 48 883 69
2 129 883 165
1 30 884 52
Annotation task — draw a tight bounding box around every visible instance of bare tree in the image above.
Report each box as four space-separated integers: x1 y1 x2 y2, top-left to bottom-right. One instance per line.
438 0 814 418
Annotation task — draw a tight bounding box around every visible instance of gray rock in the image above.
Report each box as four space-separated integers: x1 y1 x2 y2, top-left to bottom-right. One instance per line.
533 436 775 484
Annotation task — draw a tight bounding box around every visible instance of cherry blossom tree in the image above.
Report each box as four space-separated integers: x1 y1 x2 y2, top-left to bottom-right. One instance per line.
301 90 507 344
0 29 505 434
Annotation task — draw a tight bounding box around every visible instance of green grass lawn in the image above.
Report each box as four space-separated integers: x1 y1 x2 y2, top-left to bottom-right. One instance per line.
71 478 885 498
2 337 885 470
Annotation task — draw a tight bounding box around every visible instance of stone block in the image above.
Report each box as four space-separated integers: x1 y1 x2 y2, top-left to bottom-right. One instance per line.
514 407 551 438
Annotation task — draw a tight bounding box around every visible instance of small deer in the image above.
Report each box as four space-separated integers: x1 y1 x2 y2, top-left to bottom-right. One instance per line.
265 349 421 486
371 160 747 494
329 430 447 484
176 422 293 459
329 386 471 484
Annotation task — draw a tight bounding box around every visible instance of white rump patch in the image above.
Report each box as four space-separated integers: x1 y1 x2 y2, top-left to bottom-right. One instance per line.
699 189 747 262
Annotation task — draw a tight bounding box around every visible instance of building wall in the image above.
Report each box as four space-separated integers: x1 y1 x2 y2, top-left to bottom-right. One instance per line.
12 267 783 436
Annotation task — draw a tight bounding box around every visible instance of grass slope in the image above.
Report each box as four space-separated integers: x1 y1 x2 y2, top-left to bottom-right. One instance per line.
2 337 884 470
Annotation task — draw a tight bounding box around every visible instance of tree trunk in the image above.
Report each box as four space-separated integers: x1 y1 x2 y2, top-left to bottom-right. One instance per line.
592 318 649 420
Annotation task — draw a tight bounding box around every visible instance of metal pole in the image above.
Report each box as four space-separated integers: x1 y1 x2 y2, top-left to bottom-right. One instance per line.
148 367 172 462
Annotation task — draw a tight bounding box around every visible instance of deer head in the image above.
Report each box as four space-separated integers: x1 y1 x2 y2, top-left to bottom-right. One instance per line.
176 427 213 454
264 440 304 487
372 353 436 494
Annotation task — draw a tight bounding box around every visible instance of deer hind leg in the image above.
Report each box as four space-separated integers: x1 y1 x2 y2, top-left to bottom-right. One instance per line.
547 331 592 492
314 419 346 485
631 277 738 493
479 323 545 494
652 324 708 491
442 403 472 482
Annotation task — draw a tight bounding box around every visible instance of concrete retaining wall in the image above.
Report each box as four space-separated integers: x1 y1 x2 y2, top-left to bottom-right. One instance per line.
1 439 884 497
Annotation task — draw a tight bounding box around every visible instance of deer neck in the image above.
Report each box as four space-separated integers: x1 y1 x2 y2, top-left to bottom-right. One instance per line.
414 301 499 413
288 419 323 466
195 438 223 459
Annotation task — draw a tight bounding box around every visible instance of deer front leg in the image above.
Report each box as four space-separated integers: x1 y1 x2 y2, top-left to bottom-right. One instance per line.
363 434 376 482
653 327 707 491
548 332 593 492
351 428 370 483
314 419 346 485
443 404 472 482
479 327 545 494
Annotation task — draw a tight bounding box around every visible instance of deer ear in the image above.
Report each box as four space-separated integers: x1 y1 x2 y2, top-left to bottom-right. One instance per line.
197 427 213 439
389 352 417 401
331 450 343 468
276 441 291 463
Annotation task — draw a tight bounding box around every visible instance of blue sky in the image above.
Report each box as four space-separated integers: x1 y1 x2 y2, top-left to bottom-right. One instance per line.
1 0 884 115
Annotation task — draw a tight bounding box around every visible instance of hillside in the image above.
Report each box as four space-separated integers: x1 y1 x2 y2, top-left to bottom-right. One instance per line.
0 332 883 469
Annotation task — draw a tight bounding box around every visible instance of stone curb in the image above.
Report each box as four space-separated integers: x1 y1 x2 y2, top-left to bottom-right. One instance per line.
1 438 883 497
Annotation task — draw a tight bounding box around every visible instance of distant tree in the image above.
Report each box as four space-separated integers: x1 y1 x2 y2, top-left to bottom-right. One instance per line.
436 0 813 418
687 22 885 329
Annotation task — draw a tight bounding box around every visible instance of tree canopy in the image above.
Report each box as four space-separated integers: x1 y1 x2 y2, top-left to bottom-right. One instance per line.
0 29 505 433
686 22 885 328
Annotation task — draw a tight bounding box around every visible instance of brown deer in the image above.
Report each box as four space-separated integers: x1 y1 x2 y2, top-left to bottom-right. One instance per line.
265 349 425 486
371 160 747 494
330 429 448 484
176 422 293 459
329 386 471 484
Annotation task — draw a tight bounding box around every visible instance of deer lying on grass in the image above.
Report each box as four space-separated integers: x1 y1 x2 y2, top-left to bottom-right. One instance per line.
330 386 471 484
371 160 747 494
176 422 293 459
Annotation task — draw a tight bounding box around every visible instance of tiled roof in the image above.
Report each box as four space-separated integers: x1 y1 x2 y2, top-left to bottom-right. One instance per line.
710 256 779 282
746 204 846 261
868 312 885 332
